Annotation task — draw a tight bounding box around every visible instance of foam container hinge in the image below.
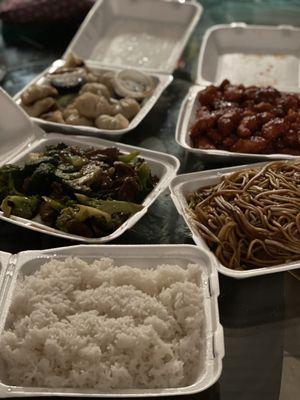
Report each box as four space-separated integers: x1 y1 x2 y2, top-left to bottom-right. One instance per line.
14 0 203 139
0 244 224 397
169 161 300 278
0 88 179 243
176 23 300 161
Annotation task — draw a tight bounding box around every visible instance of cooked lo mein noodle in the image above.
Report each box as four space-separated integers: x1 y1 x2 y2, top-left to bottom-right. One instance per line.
187 161 300 270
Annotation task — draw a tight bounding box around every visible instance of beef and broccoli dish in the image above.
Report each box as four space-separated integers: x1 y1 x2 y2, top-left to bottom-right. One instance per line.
0 143 158 238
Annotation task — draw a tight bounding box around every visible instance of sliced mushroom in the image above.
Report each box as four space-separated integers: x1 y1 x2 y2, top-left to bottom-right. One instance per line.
51 74 85 94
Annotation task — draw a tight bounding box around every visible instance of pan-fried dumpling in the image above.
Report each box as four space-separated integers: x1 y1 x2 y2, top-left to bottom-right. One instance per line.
64 52 85 68
21 84 58 105
41 110 65 124
64 108 94 126
22 97 56 117
95 114 129 130
97 71 115 93
110 98 140 120
74 93 111 118
63 106 77 119
80 83 111 99
118 98 140 120
86 72 100 83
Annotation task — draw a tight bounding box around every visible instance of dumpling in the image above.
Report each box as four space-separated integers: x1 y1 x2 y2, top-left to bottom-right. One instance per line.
97 71 115 93
64 108 94 126
74 93 111 118
63 106 77 119
86 72 100 83
118 98 140 120
64 52 85 68
95 114 129 130
41 110 65 124
21 84 58 105
22 97 56 117
80 83 111 99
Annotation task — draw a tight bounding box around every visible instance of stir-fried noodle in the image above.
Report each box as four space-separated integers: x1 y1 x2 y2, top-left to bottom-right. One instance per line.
187 161 300 270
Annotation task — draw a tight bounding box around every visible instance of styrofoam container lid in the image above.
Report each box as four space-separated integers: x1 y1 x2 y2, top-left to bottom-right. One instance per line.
169 162 300 279
65 0 203 74
0 244 224 397
0 89 42 165
0 88 180 243
197 23 300 91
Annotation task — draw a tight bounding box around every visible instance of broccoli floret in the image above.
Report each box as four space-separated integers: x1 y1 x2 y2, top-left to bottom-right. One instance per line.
55 204 111 237
25 155 58 168
44 143 68 156
55 163 102 193
0 165 22 201
23 153 59 177
1 195 39 219
24 163 56 194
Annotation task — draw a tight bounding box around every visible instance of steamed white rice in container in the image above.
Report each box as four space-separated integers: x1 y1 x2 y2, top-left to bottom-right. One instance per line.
0 257 205 390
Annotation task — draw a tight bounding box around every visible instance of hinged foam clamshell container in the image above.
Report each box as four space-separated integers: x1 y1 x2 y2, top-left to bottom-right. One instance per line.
0 88 179 242
170 162 300 279
176 23 300 161
0 244 224 397
14 0 203 139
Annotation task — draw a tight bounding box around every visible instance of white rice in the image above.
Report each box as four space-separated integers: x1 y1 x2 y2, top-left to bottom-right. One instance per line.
0 257 205 389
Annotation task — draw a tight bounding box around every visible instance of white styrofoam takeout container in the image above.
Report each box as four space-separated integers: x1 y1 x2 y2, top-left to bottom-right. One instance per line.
0 87 179 242
176 23 300 161
14 0 203 139
170 161 300 279
0 244 224 397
